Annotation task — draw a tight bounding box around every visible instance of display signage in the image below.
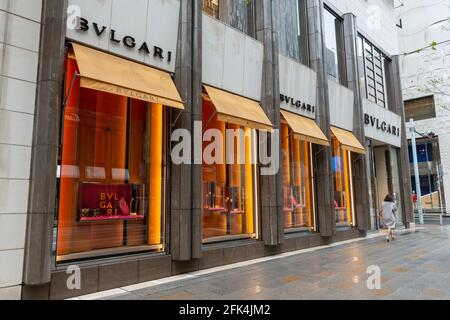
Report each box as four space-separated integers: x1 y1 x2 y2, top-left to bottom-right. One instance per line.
78 183 145 222
363 99 402 148
278 54 317 119
364 114 400 137
280 94 315 114
66 0 181 73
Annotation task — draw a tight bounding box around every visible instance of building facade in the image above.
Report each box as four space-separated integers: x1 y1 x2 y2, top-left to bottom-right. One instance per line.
397 0 450 213
0 0 413 300
0 0 43 300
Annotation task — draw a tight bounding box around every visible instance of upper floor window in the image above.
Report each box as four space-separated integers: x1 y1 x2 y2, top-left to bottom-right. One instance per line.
203 0 219 18
323 7 345 84
358 35 388 108
404 96 436 122
202 0 256 38
275 0 309 65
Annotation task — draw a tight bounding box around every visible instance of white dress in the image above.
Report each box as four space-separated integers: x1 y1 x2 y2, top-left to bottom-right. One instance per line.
381 201 397 229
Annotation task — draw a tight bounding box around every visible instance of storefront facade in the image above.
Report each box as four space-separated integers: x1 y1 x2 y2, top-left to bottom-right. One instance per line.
16 0 413 300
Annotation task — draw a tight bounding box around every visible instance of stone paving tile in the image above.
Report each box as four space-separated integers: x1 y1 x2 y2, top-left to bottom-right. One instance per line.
102 226 450 300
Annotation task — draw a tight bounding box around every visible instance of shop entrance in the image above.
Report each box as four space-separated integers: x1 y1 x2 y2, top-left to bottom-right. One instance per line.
371 142 404 229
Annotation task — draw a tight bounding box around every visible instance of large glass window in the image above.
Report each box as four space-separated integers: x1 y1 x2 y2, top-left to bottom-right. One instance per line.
281 124 315 230
202 98 257 242
323 7 345 83
358 35 389 108
331 137 355 226
275 0 309 65
202 0 256 38
56 50 166 262
404 96 436 122
408 137 444 209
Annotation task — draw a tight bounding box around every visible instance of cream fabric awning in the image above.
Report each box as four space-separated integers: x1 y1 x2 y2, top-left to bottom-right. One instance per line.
281 110 329 146
71 43 184 110
204 85 273 131
331 126 366 154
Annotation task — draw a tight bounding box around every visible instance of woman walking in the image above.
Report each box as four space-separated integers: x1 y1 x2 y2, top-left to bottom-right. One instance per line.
381 194 397 243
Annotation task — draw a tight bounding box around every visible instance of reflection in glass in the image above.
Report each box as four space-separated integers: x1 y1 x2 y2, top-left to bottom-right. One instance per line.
323 8 342 82
276 0 306 64
202 99 257 241
202 0 256 37
56 51 165 262
281 124 315 230
332 137 354 226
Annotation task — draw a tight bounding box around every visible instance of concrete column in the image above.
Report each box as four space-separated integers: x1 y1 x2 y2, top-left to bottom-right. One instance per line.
171 0 203 261
306 0 334 237
22 0 67 287
389 56 414 226
343 13 370 232
255 0 284 246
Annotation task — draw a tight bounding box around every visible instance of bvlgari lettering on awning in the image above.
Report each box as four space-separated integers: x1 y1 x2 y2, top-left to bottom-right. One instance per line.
364 113 400 137
77 17 172 62
280 94 315 114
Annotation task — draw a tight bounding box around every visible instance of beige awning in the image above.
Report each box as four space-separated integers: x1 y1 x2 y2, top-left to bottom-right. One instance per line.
204 85 273 131
331 126 366 154
281 110 329 146
71 43 184 110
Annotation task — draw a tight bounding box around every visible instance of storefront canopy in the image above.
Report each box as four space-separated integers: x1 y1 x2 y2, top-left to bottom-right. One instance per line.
71 43 184 110
204 85 273 131
281 110 329 146
331 126 366 155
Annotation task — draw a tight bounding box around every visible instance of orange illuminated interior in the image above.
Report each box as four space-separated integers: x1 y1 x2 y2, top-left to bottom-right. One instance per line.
332 136 354 226
202 98 256 240
57 51 165 260
281 123 314 230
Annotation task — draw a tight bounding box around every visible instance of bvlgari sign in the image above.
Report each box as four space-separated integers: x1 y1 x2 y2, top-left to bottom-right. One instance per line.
363 99 402 148
280 94 316 114
278 54 318 119
66 0 181 73
76 17 173 63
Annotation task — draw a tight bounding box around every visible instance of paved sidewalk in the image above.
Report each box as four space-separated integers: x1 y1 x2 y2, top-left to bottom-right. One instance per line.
93 225 450 300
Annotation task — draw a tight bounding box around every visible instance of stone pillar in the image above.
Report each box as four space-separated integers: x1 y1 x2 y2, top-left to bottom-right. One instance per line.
306 0 334 237
343 13 370 232
389 56 414 226
23 0 68 287
171 0 203 261
255 0 284 246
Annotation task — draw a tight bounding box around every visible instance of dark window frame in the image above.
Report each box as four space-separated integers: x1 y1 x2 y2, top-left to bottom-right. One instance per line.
358 34 389 108
323 5 347 85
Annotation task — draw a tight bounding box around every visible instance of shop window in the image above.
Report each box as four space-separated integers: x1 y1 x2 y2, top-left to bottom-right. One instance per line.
331 137 355 226
202 0 256 38
202 99 257 242
56 52 166 262
323 7 346 84
358 35 389 108
404 96 436 122
281 124 315 230
408 137 444 209
275 0 309 66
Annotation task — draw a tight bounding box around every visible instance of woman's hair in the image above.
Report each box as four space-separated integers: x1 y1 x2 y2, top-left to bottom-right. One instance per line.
384 194 394 203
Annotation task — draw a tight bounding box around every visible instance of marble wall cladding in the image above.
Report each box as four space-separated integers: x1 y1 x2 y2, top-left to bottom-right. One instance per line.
0 0 43 300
